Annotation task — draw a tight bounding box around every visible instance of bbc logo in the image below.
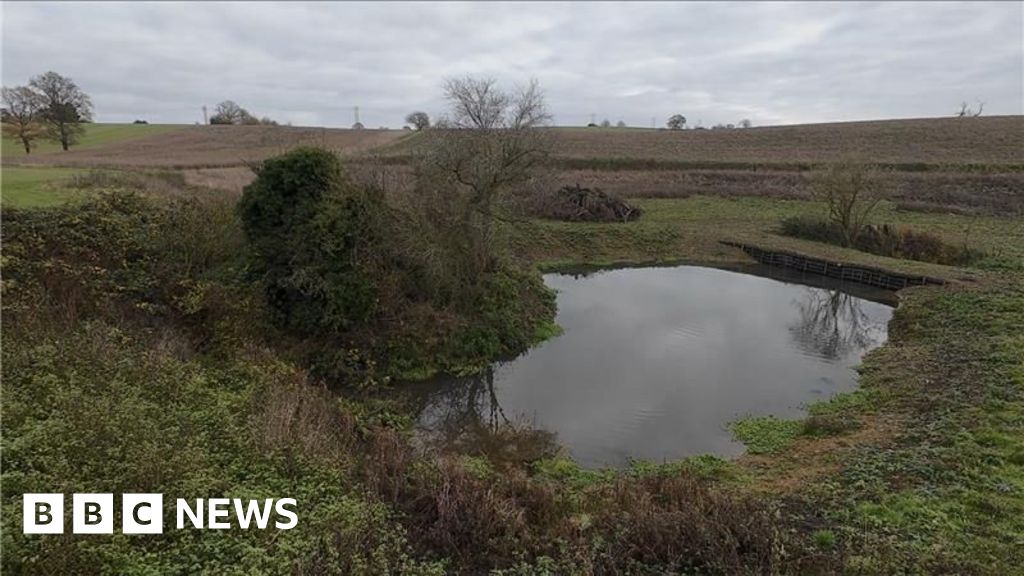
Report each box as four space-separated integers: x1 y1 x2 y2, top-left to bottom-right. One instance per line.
24 493 163 534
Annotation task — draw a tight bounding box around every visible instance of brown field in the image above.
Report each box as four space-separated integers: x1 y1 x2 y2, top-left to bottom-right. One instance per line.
9 116 1023 216
9 125 409 169
542 116 1024 166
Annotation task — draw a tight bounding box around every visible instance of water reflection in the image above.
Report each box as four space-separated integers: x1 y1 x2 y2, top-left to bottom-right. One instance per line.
407 369 562 466
789 288 887 361
396 265 893 468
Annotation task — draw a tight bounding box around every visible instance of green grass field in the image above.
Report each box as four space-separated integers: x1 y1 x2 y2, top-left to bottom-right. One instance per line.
1 166 85 207
1 123 184 157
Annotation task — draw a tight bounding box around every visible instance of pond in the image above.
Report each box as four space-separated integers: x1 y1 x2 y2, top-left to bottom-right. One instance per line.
399 264 895 468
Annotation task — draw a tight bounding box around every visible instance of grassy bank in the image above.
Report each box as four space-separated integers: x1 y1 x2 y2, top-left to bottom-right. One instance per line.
2 167 1022 573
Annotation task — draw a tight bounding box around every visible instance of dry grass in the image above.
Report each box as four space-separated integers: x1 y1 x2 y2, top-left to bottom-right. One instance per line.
540 168 1024 216
179 164 1024 217
252 366 356 463
182 166 256 192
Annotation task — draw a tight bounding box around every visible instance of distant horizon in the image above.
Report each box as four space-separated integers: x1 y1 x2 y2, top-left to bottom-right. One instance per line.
65 113 1024 132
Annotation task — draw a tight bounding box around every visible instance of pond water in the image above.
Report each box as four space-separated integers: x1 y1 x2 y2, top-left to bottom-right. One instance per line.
400 264 894 468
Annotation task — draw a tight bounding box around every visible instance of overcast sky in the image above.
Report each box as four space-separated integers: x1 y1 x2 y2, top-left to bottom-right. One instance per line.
2 2 1021 128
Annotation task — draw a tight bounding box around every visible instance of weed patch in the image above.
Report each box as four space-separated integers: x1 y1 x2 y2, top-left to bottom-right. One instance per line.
780 214 984 265
730 415 803 454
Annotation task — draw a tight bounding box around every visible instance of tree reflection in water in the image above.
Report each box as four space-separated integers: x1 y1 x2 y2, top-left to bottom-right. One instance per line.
789 287 887 361
404 367 562 466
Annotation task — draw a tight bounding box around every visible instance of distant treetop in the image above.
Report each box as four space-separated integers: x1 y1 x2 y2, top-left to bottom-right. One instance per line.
209 100 276 125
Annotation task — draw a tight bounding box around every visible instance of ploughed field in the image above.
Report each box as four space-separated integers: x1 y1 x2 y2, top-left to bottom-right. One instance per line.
7 116 1022 169
5 124 407 169
543 116 1024 166
7 116 1020 216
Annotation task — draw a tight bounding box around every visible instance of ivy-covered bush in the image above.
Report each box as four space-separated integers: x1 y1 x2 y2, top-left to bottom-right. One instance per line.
238 147 386 333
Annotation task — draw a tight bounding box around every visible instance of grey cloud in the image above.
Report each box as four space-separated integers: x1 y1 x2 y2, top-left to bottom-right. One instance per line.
2 1 1020 128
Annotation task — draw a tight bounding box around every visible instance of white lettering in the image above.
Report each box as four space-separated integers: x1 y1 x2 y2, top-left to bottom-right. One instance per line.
207 498 230 529
275 498 298 529
233 499 273 529
176 498 203 529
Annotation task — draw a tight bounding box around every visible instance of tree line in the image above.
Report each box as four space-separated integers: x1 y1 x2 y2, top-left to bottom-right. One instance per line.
4 71 763 153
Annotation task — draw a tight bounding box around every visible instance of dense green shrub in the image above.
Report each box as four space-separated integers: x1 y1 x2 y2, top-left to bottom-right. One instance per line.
237 147 560 382
239 147 385 333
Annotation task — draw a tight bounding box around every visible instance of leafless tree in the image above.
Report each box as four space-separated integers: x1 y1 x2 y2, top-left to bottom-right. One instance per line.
956 100 985 118
808 158 886 247
738 118 752 129
2 85 45 153
667 114 686 130
616 120 627 128
405 111 430 130
211 100 245 124
209 100 266 125
789 288 883 360
29 71 93 151
413 76 552 276
600 118 611 128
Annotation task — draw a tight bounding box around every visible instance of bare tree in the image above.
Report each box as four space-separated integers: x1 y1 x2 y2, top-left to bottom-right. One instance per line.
808 158 886 247
956 100 985 118
789 288 883 360
666 114 687 130
415 76 552 275
738 118 752 129
29 71 93 151
616 120 626 128
405 111 430 130
210 100 256 125
2 86 45 153
599 118 611 128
